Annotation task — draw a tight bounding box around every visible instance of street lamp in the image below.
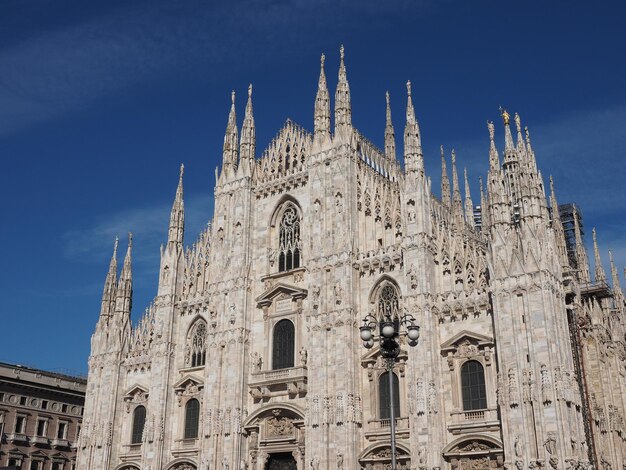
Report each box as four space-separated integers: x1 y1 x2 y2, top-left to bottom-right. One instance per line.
360 309 420 470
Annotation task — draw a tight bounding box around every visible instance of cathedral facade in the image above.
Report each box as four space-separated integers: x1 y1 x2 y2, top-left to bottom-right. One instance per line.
77 49 626 470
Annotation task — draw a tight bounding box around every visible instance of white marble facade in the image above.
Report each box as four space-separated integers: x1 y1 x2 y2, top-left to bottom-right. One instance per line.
77 49 626 470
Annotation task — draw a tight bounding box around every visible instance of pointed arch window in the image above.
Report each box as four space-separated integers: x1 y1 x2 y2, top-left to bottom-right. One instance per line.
187 321 207 368
272 319 295 370
278 205 301 272
131 405 146 444
461 361 487 410
377 284 400 331
184 399 200 439
379 372 400 420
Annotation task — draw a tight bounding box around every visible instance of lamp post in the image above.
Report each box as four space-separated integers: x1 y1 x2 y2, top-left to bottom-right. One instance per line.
360 310 420 470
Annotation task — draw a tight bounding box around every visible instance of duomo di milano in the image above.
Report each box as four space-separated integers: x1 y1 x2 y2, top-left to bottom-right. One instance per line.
78 47 626 470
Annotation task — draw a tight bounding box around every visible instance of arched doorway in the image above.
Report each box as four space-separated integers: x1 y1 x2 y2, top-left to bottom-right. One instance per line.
242 405 305 470
266 452 297 470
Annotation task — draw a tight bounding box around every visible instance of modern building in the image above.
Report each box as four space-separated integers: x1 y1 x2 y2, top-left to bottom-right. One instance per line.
77 48 626 470
0 362 86 470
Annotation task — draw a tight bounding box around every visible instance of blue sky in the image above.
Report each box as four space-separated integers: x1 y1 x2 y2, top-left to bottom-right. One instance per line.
1 0 625 375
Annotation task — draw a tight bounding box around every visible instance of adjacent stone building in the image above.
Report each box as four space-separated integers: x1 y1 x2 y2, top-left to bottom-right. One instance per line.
77 48 626 470
0 362 86 469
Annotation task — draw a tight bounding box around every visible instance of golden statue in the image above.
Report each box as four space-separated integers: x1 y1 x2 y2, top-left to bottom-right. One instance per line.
500 107 510 125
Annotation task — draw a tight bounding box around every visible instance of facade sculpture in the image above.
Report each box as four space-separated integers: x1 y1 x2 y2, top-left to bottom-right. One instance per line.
78 48 626 470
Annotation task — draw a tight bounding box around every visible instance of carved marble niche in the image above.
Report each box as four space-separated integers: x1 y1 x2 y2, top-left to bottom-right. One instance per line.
123 384 149 413
173 376 204 406
441 331 495 411
443 437 504 470
243 407 305 470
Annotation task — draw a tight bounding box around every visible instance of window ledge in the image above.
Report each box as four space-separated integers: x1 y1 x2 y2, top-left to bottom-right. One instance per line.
31 435 50 446
261 267 306 283
179 365 205 374
51 438 70 448
6 432 28 443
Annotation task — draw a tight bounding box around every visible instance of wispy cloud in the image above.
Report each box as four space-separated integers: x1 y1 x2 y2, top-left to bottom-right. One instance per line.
0 0 430 136
62 193 213 281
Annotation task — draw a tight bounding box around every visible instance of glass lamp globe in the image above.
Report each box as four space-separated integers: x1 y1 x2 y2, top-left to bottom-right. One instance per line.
407 325 420 341
381 322 395 338
360 326 372 341
363 339 374 349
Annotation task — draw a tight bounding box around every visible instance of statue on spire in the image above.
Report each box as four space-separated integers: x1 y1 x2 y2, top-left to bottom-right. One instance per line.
314 52 331 144
334 44 352 136
487 120 495 141
499 106 510 125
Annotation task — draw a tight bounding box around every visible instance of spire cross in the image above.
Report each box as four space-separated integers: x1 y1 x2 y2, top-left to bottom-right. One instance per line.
406 80 412 97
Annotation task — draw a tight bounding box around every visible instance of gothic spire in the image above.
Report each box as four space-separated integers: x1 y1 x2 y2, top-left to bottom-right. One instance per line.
222 91 239 176
116 233 133 317
487 121 499 171
514 112 525 155
573 206 590 283
451 149 464 225
525 126 533 155
440 145 451 207
240 84 256 173
314 54 331 144
384 91 396 161
403 80 423 174
100 237 118 318
479 176 489 230
501 108 515 152
168 164 185 247
464 168 475 225
334 45 352 136
592 228 607 283
549 176 569 267
609 250 624 303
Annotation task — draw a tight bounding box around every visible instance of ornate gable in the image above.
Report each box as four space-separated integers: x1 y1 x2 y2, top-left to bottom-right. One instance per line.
441 331 495 371
173 376 204 406
123 384 149 412
256 282 308 309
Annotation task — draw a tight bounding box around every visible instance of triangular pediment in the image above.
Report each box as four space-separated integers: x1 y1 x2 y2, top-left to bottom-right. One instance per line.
30 450 47 458
256 282 308 308
173 375 204 393
441 330 494 353
124 383 149 400
7 447 25 456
